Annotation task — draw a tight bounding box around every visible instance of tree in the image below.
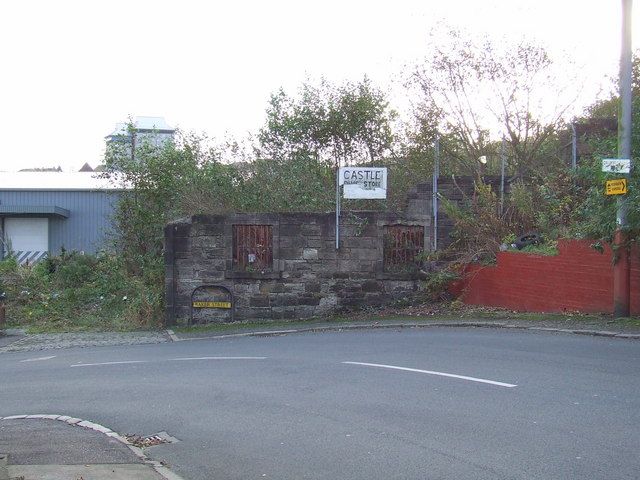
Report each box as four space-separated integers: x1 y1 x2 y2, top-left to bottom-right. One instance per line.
102 130 241 275
410 29 577 178
586 53 640 119
258 77 397 167
572 52 640 245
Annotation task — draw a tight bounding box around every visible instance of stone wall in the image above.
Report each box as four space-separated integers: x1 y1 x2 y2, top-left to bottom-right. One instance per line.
165 212 430 325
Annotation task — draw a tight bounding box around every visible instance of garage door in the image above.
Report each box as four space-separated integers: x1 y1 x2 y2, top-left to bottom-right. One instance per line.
3 218 49 264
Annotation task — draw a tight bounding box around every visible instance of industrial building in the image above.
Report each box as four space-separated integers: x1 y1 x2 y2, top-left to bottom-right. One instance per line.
0 173 122 264
1 116 175 264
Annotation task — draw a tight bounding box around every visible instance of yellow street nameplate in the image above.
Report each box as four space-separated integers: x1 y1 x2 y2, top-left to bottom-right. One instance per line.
192 301 232 309
605 178 627 195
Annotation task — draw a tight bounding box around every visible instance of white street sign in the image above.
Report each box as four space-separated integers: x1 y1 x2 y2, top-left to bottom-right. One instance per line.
339 167 387 199
602 159 631 173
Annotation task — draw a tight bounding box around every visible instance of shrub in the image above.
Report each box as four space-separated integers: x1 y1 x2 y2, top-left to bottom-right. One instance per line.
0 252 163 332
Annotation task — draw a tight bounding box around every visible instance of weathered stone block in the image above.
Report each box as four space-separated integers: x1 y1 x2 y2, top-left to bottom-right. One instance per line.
236 307 272 320
304 282 321 293
279 247 302 259
336 260 360 273
317 295 338 312
341 237 376 249
362 280 382 292
349 248 378 260
197 270 225 281
174 236 190 253
203 247 225 259
301 224 321 236
249 296 270 307
295 305 316 318
298 294 321 306
259 282 285 294
303 248 319 260
271 306 297 319
279 224 302 236
174 224 191 237
305 237 323 248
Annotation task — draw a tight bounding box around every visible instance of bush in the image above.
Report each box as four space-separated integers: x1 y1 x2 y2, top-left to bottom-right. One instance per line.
423 269 459 301
440 178 515 263
0 252 163 332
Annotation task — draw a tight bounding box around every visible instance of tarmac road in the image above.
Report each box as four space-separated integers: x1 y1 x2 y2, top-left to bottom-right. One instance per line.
1 327 639 480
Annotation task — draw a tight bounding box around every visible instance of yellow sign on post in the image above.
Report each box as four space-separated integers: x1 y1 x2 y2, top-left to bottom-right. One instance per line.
605 179 627 195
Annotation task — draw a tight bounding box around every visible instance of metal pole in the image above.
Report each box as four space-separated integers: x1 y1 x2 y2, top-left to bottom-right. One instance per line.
433 133 440 251
335 165 341 250
500 137 506 215
131 131 136 163
614 0 632 317
570 123 577 170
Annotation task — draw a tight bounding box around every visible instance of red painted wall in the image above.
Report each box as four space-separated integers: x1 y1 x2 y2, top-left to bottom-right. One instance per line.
452 239 640 315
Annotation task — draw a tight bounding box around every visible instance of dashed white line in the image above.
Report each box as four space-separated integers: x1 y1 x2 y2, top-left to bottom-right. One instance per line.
71 361 149 368
342 361 517 388
170 356 267 361
19 355 56 363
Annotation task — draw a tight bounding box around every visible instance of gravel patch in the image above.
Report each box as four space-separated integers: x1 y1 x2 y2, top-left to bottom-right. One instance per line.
0 331 169 352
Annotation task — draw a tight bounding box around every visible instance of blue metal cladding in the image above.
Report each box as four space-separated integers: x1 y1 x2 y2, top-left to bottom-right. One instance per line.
0 190 121 255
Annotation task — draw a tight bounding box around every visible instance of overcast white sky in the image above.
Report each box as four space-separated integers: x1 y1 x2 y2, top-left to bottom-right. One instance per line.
0 0 637 172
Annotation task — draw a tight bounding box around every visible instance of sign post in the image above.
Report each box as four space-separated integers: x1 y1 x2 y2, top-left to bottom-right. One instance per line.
339 167 388 199
605 178 628 195
602 159 631 173
613 0 633 318
433 134 440 251
335 167 341 249
335 167 388 249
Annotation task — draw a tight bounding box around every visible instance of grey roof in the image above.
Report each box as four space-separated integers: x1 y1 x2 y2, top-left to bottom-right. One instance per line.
1 172 125 191
0 205 70 218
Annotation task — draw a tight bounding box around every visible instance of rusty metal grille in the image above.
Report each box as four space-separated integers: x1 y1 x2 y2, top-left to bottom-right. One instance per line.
383 225 424 272
233 225 273 271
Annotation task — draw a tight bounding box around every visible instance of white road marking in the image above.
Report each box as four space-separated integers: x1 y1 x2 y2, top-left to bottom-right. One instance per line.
69 357 267 367
170 356 267 361
71 361 149 367
342 361 517 388
19 355 56 363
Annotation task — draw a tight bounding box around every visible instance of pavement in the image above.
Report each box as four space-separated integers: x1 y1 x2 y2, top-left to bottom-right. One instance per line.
0 415 180 480
0 329 169 353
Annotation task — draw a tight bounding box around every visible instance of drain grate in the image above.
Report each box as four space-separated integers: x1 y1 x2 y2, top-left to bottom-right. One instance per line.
125 431 179 448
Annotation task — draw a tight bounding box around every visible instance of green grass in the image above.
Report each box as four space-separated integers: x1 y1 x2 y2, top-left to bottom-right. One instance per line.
0 253 163 333
508 242 559 256
173 304 625 335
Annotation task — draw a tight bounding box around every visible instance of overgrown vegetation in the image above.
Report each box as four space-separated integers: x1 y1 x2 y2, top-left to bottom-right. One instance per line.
0 252 162 332
439 50 640 264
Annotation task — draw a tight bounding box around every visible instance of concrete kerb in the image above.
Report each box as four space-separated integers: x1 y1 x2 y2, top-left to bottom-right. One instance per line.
165 329 180 342
165 322 640 342
0 414 185 480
